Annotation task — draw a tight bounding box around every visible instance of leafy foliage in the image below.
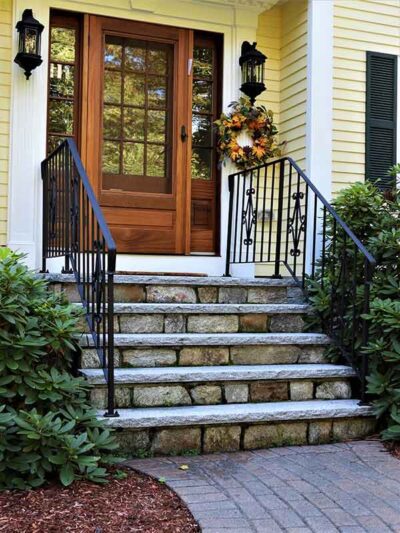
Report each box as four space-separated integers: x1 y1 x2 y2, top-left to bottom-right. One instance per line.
306 180 400 439
0 249 119 490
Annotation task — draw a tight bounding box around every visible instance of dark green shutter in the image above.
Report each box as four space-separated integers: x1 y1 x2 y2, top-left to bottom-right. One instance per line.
366 51 397 190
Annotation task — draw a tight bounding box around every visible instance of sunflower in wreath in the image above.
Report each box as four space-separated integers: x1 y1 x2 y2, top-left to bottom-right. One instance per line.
215 97 284 170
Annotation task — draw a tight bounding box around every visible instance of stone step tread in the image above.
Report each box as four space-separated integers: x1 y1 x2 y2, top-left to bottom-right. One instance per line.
100 399 373 428
86 303 310 314
82 364 356 385
44 273 297 287
81 332 330 347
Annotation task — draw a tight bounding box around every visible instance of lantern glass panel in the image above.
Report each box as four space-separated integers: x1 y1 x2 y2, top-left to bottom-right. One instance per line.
256 63 264 83
24 28 38 54
246 62 251 84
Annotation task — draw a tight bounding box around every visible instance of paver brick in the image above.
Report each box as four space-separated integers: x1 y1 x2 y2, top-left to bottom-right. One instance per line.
128 441 400 533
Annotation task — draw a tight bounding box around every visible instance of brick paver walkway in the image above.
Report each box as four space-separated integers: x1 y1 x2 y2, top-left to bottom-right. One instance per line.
127 440 400 532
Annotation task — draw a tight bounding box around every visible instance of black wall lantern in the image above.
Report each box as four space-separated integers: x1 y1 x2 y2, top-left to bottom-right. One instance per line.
14 9 44 80
239 41 267 105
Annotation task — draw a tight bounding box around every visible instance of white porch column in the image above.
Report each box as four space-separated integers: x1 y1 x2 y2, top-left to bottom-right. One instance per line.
305 0 333 201
7 0 50 269
304 0 333 274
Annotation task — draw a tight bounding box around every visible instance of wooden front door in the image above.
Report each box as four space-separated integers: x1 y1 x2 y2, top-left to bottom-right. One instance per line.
82 17 221 255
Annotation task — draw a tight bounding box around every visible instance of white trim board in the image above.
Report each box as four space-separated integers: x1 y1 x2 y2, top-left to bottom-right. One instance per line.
304 0 333 274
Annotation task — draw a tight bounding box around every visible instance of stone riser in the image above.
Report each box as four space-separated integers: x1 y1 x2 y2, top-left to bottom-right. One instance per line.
81 344 328 368
52 282 302 305
115 417 376 456
90 378 353 409
111 312 305 334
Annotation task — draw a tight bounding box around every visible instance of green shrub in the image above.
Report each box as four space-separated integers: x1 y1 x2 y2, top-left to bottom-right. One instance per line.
0 249 119 490
306 180 400 439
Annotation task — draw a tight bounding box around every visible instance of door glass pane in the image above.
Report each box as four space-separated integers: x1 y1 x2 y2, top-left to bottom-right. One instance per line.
48 100 74 134
192 115 212 147
148 48 168 74
103 105 121 139
148 76 167 108
124 108 145 141
124 73 145 106
49 64 74 97
148 110 166 142
104 71 122 104
103 141 120 174
193 47 212 79
50 27 75 62
105 42 122 69
123 142 144 175
147 144 165 177
192 44 216 181
193 80 212 113
125 44 146 71
192 148 212 180
47 21 80 155
102 34 173 194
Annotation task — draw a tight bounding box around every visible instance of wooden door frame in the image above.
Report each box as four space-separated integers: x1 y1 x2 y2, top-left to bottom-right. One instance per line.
83 15 192 254
78 14 224 256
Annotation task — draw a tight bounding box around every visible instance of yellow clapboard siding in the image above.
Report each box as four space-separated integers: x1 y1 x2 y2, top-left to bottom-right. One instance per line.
335 0 400 17
334 17 399 37
0 0 11 245
333 0 400 192
256 0 307 257
333 116 365 128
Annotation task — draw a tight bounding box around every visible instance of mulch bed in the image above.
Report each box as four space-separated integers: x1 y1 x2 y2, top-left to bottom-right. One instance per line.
385 441 400 460
0 469 200 533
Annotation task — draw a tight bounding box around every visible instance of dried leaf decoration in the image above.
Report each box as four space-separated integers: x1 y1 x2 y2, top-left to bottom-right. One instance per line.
215 96 285 170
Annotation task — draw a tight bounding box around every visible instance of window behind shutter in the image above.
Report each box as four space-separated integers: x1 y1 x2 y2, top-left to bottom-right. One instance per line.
366 51 397 190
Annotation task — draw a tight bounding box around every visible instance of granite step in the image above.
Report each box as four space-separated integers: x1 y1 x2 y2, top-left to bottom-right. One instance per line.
81 332 330 348
80 332 330 368
45 273 298 287
108 303 309 334
46 274 303 304
98 400 376 455
82 364 356 409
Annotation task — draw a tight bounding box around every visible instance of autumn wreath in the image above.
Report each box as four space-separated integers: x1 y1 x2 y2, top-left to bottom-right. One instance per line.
215 97 283 170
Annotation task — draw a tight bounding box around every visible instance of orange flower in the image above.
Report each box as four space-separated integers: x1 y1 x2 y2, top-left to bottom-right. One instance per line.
230 114 246 129
252 145 266 159
247 117 266 130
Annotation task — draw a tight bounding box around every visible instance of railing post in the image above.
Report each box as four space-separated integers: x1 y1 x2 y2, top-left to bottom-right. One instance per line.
273 159 285 278
63 149 71 274
360 258 373 405
225 174 234 277
105 251 118 417
41 160 48 273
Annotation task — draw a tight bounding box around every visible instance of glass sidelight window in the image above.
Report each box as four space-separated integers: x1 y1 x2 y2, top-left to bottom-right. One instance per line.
191 38 218 181
47 13 81 154
102 36 173 194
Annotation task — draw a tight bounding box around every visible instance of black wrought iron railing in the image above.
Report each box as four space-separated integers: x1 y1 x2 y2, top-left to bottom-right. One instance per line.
225 157 376 402
41 139 118 416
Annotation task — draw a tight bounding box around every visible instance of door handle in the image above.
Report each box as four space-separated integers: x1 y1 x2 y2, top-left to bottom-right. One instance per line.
181 125 188 142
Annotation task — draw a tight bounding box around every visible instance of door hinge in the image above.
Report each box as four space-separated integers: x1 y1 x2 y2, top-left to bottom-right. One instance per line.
188 58 193 76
